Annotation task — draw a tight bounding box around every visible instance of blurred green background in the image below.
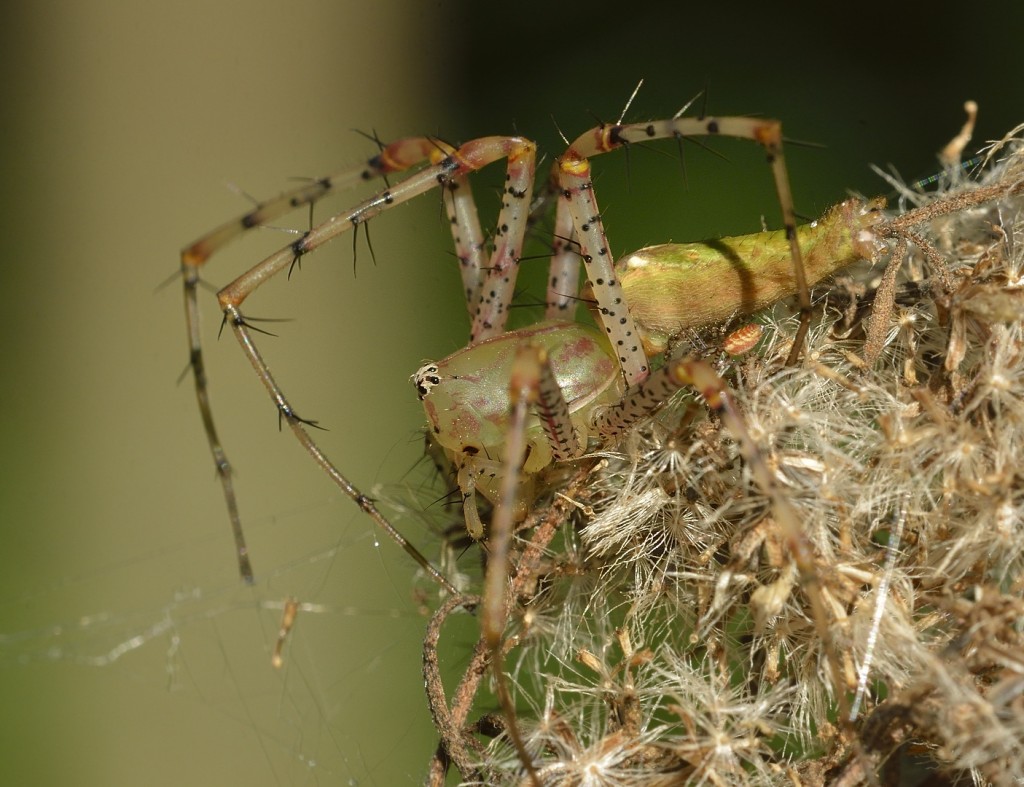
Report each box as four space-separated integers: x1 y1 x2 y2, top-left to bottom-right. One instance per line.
0 1 1020 785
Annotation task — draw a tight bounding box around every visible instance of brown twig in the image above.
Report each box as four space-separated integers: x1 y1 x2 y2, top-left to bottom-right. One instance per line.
425 461 598 781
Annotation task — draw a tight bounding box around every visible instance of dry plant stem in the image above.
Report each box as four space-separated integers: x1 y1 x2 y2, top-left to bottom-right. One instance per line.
424 594 484 784
483 346 575 786
426 466 594 784
486 463 598 785
886 179 1024 235
270 596 299 670
862 237 907 365
857 178 1024 366
939 100 977 166
673 359 864 746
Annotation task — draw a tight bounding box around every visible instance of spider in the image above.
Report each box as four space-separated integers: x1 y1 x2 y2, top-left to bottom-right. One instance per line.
180 110 820 574
179 99 1021 783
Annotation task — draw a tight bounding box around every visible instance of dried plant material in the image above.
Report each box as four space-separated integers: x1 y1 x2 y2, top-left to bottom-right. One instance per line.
430 123 1024 785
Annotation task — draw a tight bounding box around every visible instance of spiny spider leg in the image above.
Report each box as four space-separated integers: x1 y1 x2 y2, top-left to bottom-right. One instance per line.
484 345 551 786
553 115 809 386
224 302 461 593
211 136 539 590
441 169 488 315
182 135 460 581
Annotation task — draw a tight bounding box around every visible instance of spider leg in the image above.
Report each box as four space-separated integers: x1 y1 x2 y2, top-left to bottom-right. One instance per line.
182 135 452 581
212 136 536 589
555 115 809 386
483 342 589 786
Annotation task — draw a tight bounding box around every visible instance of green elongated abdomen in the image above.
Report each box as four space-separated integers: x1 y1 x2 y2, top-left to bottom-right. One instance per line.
615 198 885 354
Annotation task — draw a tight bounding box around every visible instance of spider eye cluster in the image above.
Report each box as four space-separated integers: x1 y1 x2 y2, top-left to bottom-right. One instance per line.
412 363 441 400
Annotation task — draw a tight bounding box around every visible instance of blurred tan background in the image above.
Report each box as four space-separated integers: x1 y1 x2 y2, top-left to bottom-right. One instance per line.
0 1 1020 785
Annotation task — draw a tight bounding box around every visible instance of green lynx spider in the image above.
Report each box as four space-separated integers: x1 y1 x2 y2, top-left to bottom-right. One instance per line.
180 114 813 589
180 105 1017 782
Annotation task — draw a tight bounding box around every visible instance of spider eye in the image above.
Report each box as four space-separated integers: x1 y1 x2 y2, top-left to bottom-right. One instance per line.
413 363 442 399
